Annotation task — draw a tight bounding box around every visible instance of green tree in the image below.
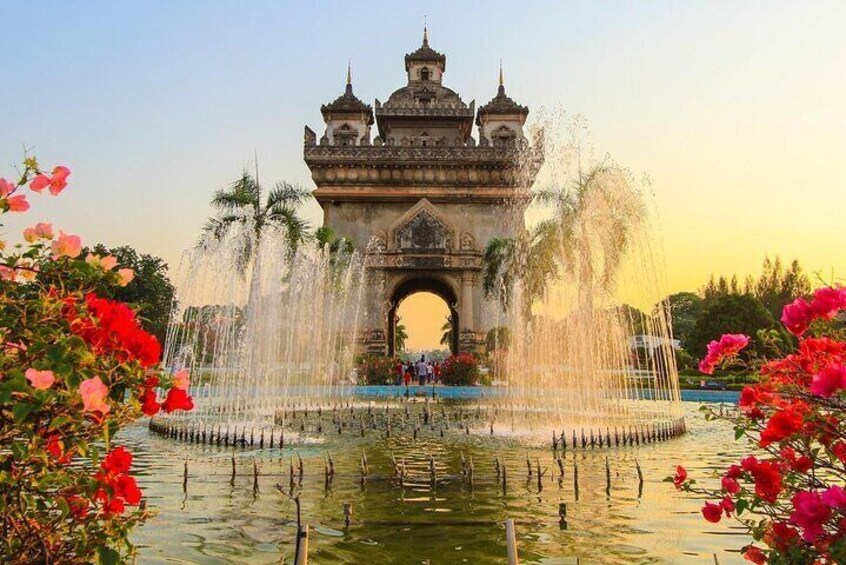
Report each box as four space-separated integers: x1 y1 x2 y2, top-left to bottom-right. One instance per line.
686 293 777 359
484 326 511 354
394 316 408 353
749 256 811 319
86 244 175 344
202 170 312 271
610 303 649 336
654 292 704 348
440 316 453 347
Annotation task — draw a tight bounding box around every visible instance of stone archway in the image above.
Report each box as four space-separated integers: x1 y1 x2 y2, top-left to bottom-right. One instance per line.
387 276 459 357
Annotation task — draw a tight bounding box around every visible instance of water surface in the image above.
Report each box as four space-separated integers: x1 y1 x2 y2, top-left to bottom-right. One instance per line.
128 401 747 564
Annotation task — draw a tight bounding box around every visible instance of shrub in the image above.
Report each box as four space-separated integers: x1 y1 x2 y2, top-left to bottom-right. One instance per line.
355 353 396 385
440 353 480 386
671 285 846 563
0 157 193 564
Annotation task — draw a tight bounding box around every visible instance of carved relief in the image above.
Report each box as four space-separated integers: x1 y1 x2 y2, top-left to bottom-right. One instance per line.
396 210 448 251
460 232 476 251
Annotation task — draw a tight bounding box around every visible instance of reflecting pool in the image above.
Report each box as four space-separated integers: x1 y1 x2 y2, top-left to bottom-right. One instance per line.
128 400 747 564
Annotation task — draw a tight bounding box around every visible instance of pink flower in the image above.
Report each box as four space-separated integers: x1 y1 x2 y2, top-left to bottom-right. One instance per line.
781 286 846 336
822 485 846 509
673 465 687 489
25 368 55 390
790 490 831 542
85 253 118 271
0 178 15 197
699 334 750 375
809 364 846 397
117 268 134 287
51 231 82 259
23 222 54 243
79 376 110 415
809 286 846 319
29 165 70 195
7 194 30 212
172 368 190 390
34 222 54 239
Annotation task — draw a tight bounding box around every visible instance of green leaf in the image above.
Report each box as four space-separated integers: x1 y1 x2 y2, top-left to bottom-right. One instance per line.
13 402 36 423
735 498 748 516
56 497 70 519
734 427 745 440
96 545 121 565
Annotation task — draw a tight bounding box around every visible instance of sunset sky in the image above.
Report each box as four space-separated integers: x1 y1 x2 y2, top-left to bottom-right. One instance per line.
2 1 844 350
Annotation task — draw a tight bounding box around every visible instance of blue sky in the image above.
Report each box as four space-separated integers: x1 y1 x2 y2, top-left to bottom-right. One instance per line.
1 1 844 297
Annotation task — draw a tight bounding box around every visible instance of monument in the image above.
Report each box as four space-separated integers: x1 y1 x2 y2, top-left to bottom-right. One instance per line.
304 28 542 355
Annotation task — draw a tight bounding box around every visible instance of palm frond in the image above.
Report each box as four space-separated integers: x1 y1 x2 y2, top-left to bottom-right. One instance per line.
266 181 312 210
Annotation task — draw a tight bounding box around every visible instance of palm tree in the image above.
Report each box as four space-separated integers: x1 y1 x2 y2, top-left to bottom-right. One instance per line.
315 226 354 267
394 316 408 353
439 317 452 347
482 160 644 315
481 219 559 316
202 170 312 271
532 161 645 304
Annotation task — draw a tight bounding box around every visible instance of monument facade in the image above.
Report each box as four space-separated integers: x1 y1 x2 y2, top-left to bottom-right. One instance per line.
304 29 542 355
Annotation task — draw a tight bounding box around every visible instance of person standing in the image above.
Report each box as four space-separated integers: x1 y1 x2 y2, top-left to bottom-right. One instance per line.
426 362 434 385
416 356 427 386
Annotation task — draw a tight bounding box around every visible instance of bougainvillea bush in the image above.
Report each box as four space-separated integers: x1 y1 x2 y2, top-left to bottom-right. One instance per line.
440 353 480 386
671 285 846 564
355 353 396 385
0 158 193 564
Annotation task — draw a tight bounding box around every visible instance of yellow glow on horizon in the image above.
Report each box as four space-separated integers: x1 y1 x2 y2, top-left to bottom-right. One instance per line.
396 292 450 353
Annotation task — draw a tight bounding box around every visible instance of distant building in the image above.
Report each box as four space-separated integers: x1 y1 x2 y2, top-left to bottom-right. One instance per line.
630 335 681 352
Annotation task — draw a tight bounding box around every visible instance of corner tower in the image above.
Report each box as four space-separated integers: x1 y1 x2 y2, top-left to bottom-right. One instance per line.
304 30 542 356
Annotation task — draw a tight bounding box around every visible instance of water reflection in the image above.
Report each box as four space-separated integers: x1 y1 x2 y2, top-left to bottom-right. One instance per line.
128 403 747 564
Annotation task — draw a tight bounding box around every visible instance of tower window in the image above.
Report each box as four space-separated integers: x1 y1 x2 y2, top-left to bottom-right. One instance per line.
420 67 430 81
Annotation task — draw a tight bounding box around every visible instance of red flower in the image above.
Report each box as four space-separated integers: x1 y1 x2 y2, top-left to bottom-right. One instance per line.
94 446 142 516
140 388 160 416
831 442 846 463
742 458 783 503
759 409 803 447
45 434 73 465
702 501 723 523
102 446 132 475
764 521 800 553
162 387 194 413
720 496 735 516
673 465 688 489
722 476 741 495
66 294 161 367
742 546 767 564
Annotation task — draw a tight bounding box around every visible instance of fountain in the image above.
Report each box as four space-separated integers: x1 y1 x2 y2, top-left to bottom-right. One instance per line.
151 117 684 448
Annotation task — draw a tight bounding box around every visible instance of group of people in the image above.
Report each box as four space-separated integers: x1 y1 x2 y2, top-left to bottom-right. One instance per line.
395 356 441 386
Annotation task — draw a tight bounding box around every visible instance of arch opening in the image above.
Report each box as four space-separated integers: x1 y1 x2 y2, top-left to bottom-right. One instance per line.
388 277 459 357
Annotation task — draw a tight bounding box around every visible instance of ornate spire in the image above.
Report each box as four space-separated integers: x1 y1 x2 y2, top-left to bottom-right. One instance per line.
423 16 428 46
346 61 352 94
498 60 505 95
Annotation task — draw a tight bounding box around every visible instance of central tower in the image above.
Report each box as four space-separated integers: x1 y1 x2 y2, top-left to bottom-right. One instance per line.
304 29 542 355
